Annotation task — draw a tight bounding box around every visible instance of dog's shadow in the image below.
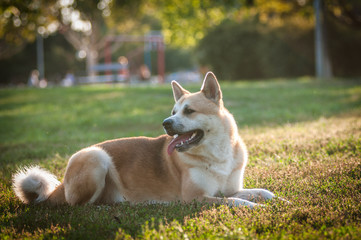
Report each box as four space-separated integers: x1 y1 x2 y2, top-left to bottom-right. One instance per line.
112 201 210 237
7 201 216 239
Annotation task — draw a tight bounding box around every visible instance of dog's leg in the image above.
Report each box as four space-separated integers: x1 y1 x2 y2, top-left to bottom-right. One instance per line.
192 196 259 208
230 189 275 203
97 165 126 204
181 180 259 208
63 147 112 205
217 196 259 208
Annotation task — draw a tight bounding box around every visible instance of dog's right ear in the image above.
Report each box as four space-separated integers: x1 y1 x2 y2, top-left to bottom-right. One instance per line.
201 71 222 103
171 81 190 102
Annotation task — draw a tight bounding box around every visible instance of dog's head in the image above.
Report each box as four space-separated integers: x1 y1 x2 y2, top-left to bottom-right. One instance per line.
163 72 225 155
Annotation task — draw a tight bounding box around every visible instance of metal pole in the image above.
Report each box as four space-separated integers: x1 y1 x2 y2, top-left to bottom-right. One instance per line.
36 34 45 80
157 40 165 84
314 0 322 78
314 0 332 79
144 41 152 74
105 39 112 75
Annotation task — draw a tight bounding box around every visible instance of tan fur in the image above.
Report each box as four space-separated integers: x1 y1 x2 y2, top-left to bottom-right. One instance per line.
13 72 276 207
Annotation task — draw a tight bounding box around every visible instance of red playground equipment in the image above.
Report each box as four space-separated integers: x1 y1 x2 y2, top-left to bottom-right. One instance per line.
104 32 165 84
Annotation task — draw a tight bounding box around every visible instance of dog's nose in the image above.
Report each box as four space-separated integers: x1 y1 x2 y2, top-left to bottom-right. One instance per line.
163 118 177 136
162 118 174 129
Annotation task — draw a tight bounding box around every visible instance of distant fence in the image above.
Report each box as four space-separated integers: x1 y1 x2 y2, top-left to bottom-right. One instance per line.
77 63 128 84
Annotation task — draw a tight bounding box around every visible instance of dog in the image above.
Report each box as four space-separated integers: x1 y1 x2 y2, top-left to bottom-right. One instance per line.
13 72 275 208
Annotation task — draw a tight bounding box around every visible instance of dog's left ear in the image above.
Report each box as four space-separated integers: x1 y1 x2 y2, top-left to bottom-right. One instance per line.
171 81 190 102
201 71 222 103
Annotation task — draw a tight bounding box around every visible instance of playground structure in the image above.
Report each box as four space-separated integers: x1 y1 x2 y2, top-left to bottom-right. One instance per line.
77 32 165 84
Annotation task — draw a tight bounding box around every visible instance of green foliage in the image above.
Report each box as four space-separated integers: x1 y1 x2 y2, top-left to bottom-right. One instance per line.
197 18 314 80
2 0 361 84
325 0 361 28
156 0 238 47
156 0 315 48
326 15 361 77
165 47 195 73
1 79 361 238
0 0 147 68
197 14 361 79
0 0 58 58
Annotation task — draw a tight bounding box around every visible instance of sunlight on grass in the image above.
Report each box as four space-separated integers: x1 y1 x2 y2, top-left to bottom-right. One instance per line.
1 79 361 239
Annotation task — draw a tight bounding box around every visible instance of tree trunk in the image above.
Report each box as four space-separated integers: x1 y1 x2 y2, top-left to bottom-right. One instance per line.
86 48 98 77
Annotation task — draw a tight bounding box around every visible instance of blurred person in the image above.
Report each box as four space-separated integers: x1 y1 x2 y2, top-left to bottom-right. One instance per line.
118 56 129 82
139 64 151 81
61 72 75 87
28 70 39 87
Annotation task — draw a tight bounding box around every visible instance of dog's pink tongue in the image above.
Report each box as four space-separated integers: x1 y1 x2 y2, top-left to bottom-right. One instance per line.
167 133 192 155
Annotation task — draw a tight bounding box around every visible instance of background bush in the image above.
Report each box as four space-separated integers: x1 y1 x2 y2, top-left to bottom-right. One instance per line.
197 16 361 80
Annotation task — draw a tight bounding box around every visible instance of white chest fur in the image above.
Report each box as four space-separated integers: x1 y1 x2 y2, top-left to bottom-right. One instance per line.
186 151 236 196
188 166 225 196
182 136 246 197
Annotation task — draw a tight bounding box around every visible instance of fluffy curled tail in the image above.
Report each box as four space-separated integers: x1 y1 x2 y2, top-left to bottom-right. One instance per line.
12 166 60 204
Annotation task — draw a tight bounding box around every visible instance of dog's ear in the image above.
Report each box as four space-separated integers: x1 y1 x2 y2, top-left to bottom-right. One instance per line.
201 71 222 103
171 81 190 102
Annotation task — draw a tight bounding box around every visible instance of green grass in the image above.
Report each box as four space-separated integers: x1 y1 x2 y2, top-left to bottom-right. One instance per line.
1 78 361 239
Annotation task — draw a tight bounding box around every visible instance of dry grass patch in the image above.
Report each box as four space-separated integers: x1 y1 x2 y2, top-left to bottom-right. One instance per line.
237 115 361 239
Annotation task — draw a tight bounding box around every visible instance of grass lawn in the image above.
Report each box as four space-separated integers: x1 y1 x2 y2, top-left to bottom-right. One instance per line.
1 78 361 239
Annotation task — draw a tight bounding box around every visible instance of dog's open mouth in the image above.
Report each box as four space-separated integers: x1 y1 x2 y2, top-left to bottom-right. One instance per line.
167 130 204 155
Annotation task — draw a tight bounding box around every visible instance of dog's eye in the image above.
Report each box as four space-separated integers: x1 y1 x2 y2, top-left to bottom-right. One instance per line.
183 107 195 115
172 110 176 115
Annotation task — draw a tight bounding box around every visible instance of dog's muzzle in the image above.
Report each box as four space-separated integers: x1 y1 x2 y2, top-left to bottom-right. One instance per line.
163 117 204 155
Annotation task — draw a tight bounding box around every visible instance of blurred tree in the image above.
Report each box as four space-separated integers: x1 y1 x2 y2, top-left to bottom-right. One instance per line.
0 33 85 85
324 0 361 77
325 0 361 29
153 0 317 48
196 0 315 79
57 0 145 76
154 0 241 48
1 0 360 83
0 0 146 75
197 19 314 80
313 0 361 79
0 0 58 59
197 0 361 79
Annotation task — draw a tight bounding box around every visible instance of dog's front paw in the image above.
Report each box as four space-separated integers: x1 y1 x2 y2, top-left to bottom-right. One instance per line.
227 197 258 209
259 189 275 201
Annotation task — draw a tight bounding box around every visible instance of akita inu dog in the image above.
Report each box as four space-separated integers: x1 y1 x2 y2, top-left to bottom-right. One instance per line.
13 72 275 208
